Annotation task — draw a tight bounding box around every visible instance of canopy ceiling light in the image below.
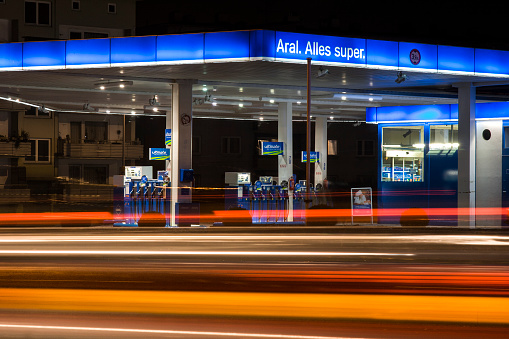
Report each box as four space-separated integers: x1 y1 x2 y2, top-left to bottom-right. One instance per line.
95 80 133 90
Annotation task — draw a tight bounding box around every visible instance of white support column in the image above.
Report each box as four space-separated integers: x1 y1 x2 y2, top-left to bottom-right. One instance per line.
457 84 476 228
278 102 293 184
169 81 194 227
278 102 293 222
314 116 327 187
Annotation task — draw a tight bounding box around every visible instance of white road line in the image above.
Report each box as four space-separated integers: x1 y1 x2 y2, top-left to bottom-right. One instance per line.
0 323 363 339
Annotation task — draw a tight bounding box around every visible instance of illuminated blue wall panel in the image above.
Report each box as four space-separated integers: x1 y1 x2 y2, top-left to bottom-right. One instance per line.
204 31 251 60
438 45 474 73
399 42 437 70
366 39 398 68
250 30 275 59
111 36 156 64
0 43 22 68
157 33 204 62
477 102 509 119
66 38 110 66
367 102 509 123
475 48 509 75
275 31 366 65
368 104 452 122
23 40 66 68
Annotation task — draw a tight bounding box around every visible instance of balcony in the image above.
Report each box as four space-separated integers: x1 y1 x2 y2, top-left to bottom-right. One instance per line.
0 142 31 157
59 141 143 159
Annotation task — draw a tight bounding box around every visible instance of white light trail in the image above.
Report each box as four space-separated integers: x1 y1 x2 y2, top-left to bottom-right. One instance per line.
0 324 363 339
0 250 414 256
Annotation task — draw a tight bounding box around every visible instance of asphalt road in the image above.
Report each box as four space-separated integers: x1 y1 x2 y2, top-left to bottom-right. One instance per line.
0 227 508 338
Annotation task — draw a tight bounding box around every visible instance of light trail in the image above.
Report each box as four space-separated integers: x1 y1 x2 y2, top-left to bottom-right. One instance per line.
0 324 356 339
0 234 508 244
0 250 414 256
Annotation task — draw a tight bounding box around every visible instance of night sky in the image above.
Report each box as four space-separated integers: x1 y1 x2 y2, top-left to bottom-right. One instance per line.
136 2 504 50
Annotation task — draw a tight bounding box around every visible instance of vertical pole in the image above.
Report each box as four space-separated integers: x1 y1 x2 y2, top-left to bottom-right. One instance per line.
457 83 476 228
122 114 125 173
306 58 311 207
170 81 194 227
314 116 327 186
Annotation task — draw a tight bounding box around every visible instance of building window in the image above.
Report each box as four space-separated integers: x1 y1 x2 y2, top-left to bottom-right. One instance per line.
84 165 108 184
24 106 51 118
71 0 80 10
25 1 51 26
25 139 50 163
69 31 109 39
222 137 241 154
84 121 107 143
357 140 374 157
107 3 116 14
328 140 337 155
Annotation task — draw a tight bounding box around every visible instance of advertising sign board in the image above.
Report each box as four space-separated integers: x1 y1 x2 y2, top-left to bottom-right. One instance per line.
301 151 320 163
261 142 284 155
149 148 171 160
351 187 373 224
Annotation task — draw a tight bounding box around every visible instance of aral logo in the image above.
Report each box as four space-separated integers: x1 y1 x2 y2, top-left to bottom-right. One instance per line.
410 49 421 65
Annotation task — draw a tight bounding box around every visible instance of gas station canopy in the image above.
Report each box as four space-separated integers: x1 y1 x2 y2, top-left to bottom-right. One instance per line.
1 30 509 121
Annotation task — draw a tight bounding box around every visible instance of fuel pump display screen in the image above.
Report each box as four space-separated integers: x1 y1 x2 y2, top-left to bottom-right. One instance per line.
125 167 142 180
237 173 251 185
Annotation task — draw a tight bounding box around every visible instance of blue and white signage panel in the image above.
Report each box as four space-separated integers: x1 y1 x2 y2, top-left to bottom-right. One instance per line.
368 104 453 123
261 142 284 156
475 48 509 75
366 39 398 68
438 45 475 73
249 30 276 59
275 31 366 65
66 38 111 67
149 148 170 161
0 42 22 69
111 36 157 65
204 31 251 61
157 33 204 63
301 151 320 163
398 42 437 70
23 40 66 68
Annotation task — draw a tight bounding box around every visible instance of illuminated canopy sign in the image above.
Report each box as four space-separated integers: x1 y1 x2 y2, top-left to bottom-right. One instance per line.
0 30 508 76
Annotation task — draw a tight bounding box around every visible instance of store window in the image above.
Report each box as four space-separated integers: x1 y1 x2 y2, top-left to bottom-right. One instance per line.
381 126 424 182
25 139 50 163
25 1 51 26
430 125 458 150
